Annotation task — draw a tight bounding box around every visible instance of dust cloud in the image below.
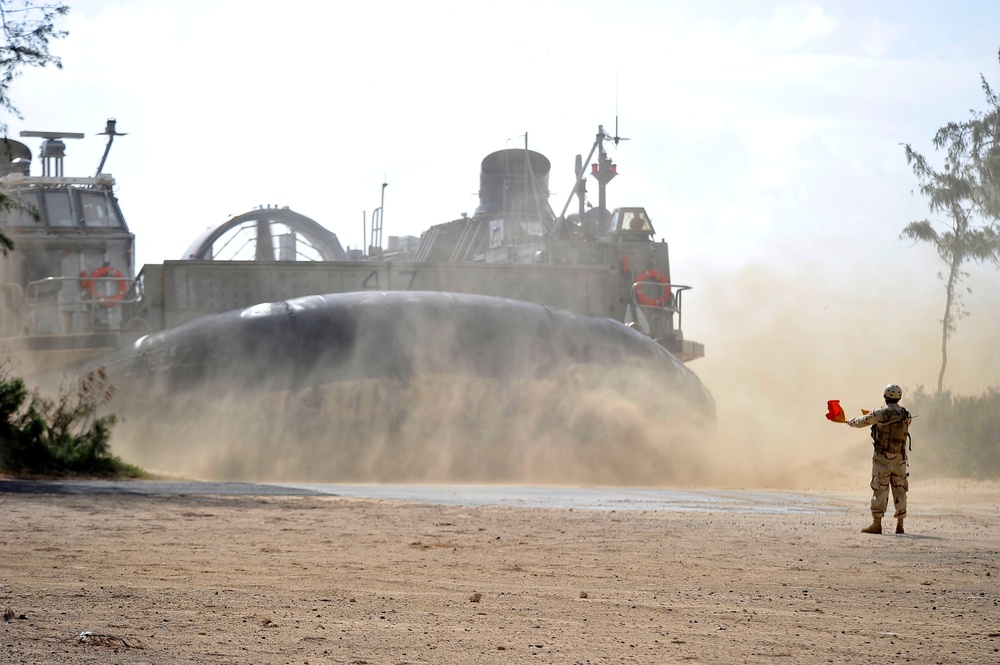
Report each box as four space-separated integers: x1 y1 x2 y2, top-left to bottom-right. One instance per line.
103 291 718 486
681 243 1000 491
111 363 714 486
105 246 997 489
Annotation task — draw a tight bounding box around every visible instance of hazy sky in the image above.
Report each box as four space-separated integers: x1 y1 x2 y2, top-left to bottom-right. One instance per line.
8 0 1000 409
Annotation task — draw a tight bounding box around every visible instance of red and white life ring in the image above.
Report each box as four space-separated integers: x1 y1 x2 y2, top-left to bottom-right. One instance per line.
633 269 671 307
81 265 128 307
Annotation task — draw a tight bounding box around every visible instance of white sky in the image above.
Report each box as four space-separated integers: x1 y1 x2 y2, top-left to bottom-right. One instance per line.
7 0 1000 403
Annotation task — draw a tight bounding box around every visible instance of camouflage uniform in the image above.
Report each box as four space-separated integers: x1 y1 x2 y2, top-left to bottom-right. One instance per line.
848 403 911 522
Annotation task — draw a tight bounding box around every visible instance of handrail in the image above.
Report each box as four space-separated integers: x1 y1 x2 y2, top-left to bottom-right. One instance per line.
630 281 693 313
630 282 693 338
13 275 139 336
24 275 138 308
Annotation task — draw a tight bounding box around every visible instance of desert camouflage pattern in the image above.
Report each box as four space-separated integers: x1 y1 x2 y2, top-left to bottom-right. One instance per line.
849 403 912 520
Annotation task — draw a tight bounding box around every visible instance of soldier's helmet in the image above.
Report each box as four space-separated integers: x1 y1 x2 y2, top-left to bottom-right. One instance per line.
884 384 903 401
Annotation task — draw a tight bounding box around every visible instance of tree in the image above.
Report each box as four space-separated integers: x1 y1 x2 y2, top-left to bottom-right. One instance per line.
0 1 69 254
902 50 1000 394
934 52 1000 221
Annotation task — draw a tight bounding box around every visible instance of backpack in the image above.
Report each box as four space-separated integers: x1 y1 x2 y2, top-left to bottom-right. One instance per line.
870 406 912 457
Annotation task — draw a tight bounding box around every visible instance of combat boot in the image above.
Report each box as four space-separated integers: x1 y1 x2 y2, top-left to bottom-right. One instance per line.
895 518 904 534
861 518 882 534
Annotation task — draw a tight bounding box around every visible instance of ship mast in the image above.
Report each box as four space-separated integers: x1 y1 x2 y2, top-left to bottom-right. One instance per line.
95 119 126 176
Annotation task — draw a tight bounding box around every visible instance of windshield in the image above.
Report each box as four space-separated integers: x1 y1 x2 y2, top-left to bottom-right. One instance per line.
80 191 122 228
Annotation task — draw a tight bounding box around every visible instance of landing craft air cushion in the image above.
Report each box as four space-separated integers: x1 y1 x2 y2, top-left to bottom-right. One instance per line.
0 122 714 479
100 290 712 405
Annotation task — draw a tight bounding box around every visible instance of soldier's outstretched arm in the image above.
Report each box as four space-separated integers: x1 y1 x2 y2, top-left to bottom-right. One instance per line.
847 411 877 428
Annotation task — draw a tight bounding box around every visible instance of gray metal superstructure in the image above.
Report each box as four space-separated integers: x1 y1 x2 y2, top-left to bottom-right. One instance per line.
1 123 704 374
0 127 135 371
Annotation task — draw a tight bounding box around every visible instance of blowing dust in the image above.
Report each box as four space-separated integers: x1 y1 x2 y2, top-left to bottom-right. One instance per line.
112 362 714 486
107 248 997 488
683 250 1000 490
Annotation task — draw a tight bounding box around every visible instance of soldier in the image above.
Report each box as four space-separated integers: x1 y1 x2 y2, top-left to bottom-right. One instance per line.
847 384 912 534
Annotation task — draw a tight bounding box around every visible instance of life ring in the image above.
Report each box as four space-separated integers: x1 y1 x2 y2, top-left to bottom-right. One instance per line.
81 265 128 307
634 269 671 307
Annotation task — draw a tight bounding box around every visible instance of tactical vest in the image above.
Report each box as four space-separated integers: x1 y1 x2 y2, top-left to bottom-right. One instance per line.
872 406 911 456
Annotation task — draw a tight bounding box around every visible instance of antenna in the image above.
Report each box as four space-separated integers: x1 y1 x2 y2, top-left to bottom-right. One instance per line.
614 116 628 146
20 129 84 177
370 179 387 255
95 118 126 176
598 122 629 148
615 72 619 144
612 72 630 146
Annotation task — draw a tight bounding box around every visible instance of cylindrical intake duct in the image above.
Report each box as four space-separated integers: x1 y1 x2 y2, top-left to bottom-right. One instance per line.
475 149 552 219
0 139 32 176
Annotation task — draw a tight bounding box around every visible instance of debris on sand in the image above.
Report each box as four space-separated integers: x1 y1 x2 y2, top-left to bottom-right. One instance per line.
3 607 25 622
78 631 144 649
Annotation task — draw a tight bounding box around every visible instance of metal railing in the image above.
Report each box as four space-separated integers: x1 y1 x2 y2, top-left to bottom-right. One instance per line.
630 281 693 336
13 275 139 335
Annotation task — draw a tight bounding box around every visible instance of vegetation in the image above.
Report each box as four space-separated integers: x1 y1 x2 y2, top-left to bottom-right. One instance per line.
908 385 1000 479
891 50 1000 479
902 49 1000 394
0 360 142 476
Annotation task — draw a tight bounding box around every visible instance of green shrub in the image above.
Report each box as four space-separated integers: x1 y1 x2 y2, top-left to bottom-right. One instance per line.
0 361 141 477
908 385 1000 479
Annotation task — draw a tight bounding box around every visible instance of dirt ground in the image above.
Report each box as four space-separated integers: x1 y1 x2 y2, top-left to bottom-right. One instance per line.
1 480 999 664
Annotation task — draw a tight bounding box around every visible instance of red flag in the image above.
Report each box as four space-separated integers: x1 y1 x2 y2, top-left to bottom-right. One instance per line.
825 400 846 423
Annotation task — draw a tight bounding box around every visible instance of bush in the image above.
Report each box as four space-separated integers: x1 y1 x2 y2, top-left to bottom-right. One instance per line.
908 385 1000 479
0 361 141 477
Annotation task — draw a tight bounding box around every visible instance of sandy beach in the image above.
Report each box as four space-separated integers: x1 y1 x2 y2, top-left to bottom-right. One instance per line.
1 480 998 664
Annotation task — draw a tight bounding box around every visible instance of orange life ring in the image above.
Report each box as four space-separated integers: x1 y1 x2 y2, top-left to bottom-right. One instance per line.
81 265 128 307
634 269 671 307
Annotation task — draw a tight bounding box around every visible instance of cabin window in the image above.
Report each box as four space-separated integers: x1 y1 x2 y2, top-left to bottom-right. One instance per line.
2 190 42 227
627 211 649 231
607 210 621 233
43 191 75 227
80 191 121 228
